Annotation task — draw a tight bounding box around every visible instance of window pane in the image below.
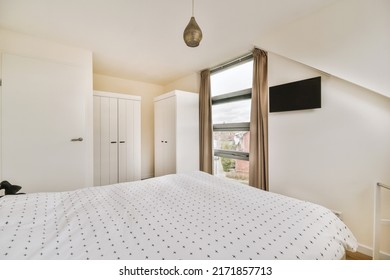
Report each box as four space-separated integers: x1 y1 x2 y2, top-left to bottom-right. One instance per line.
213 131 250 153
212 99 251 124
213 156 249 185
211 60 253 97
211 58 252 185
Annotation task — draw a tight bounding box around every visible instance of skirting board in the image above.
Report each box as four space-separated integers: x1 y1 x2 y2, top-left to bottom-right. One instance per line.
357 243 390 260
141 173 154 180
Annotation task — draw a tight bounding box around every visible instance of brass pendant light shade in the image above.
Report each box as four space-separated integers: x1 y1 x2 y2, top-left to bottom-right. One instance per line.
183 0 202 47
183 17 203 47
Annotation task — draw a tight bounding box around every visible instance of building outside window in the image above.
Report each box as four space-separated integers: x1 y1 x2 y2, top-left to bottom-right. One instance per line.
211 59 253 184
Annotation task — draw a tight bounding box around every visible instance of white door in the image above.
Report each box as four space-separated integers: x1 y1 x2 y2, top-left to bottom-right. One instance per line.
118 98 141 182
118 98 128 183
108 98 118 184
98 96 110 186
1 53 88 192
93 96 102 185
132 100 141 181
154 98 165 177
154 96 176 177
97 96 119 185
164 97 176 175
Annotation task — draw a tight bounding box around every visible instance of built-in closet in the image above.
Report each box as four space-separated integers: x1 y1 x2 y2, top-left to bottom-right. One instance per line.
93 91 141 186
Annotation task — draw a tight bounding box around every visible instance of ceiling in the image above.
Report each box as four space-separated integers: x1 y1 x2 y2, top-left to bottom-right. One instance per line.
0 0 338 85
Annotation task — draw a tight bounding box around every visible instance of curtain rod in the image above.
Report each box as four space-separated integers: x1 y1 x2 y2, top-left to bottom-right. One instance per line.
377 182 390 190
210 52 253 74
207 47 332 77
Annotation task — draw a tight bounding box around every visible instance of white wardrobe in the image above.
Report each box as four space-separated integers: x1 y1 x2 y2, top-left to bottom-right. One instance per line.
154 90 199 177
93 91 141 186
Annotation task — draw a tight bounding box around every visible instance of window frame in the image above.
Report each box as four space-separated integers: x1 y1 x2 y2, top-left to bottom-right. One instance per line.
210 54 253 183
211 88 252 105
212 87 252 163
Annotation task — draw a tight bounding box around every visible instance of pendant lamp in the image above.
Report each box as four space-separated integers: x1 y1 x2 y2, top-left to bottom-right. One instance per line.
183 0 203 47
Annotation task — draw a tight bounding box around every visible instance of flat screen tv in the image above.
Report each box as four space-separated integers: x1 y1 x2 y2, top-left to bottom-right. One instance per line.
269 76 321 112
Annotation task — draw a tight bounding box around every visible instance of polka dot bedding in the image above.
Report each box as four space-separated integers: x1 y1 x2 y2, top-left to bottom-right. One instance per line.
0 171 357 260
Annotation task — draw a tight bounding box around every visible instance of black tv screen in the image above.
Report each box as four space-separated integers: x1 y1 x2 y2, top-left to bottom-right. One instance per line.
269 76 321 112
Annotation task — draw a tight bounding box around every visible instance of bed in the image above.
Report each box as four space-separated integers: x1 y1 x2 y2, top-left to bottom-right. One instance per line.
0 171 357 260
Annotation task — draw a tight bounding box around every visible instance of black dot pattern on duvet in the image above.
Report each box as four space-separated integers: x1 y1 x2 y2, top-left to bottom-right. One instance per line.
0 172 357 259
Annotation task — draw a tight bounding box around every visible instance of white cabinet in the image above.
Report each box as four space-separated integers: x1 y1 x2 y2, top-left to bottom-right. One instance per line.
154 90 199 177
94 91 141 186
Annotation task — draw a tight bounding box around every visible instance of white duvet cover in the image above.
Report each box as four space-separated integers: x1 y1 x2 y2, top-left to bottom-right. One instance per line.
0 171 357 260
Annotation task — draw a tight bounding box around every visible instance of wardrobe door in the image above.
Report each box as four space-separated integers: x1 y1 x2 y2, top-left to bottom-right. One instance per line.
97 96 118 185
99 97 111 186
164 96 176 175
108 98 118 184
154 98 166 177
118 98 142 182
93 96 102 186
118 99 127 183
131 100 141 181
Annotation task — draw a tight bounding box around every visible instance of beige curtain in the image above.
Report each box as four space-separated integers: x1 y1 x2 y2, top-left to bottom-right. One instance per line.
199 69 213 174
249 48 269 190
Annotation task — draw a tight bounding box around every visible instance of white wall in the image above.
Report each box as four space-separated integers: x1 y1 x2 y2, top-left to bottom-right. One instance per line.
167 52 390 257
0 29 94 190
256 0 390 256
258 0 390 98
93 73 164 179
163 72 200 94
268 53 390 257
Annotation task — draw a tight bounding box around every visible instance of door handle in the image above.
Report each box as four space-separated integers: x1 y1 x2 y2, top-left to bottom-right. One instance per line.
71 137 83 142
111 141 117 144
120 141 125 143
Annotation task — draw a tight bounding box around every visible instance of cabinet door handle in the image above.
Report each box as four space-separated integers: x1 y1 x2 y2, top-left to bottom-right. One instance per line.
111 141 117 144
120 141 125 143
71 137 83 142
164 141 168 143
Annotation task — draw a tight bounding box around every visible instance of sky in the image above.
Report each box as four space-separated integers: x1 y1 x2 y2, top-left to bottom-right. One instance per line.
211 60 252 124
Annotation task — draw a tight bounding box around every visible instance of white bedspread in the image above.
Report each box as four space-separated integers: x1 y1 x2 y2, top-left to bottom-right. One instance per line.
0 171 357 260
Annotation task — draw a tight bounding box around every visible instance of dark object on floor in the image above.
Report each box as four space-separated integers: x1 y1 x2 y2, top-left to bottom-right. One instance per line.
0 180 23 195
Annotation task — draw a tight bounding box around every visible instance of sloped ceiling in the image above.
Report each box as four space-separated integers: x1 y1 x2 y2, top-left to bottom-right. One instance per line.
258 0 390 98
0 0 388 98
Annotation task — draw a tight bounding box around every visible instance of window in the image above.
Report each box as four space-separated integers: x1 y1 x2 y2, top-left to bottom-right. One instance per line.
211 59 253 184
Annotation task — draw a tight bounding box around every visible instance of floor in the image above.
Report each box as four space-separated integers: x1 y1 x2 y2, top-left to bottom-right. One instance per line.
346 251 372 260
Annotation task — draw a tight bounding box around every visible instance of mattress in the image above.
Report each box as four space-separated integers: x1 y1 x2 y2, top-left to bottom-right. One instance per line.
0 171 357 260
